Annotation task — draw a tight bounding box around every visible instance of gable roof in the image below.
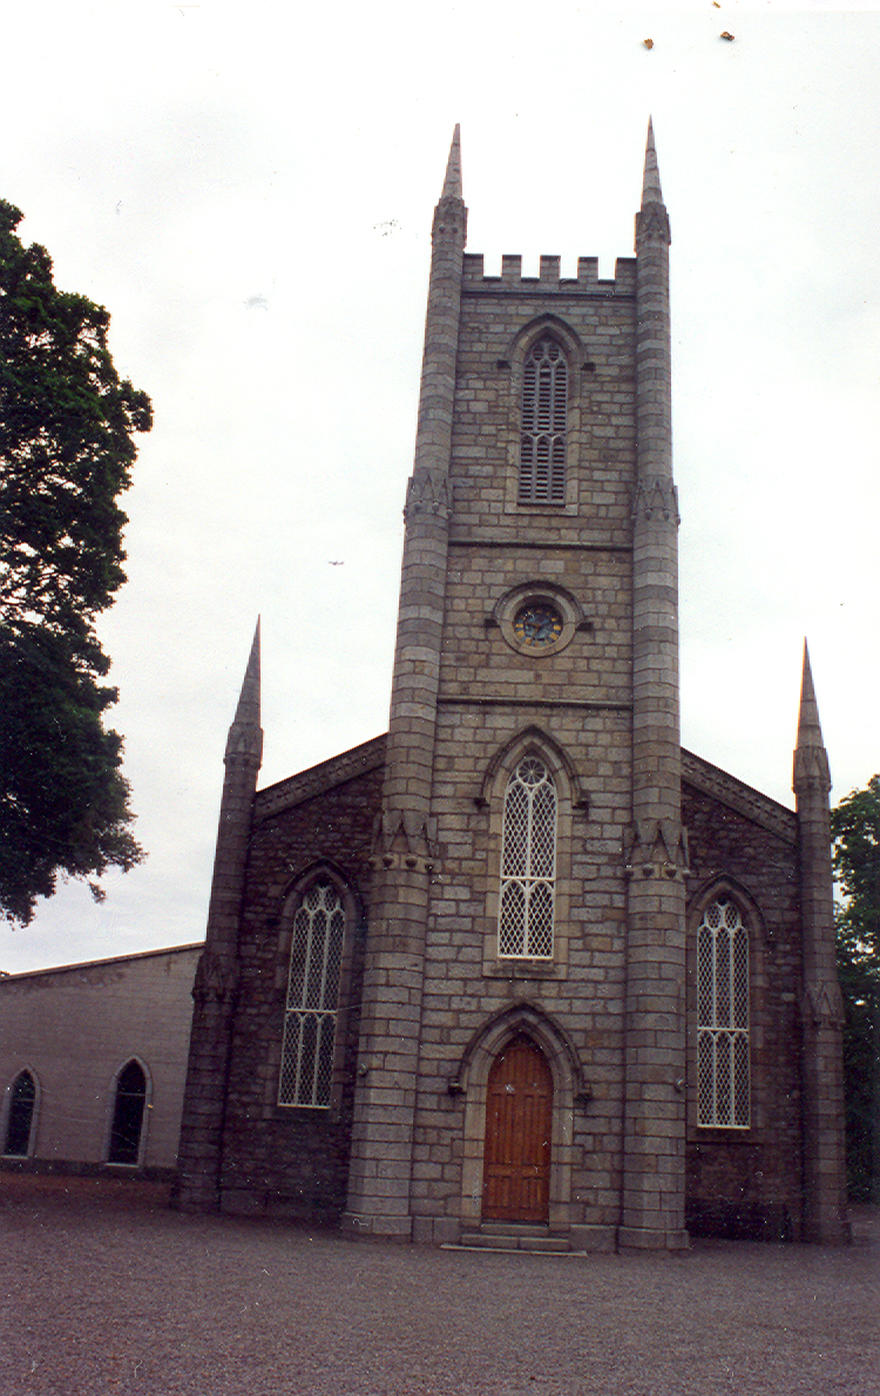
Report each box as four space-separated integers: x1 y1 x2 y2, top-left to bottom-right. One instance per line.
682 747 797 845
255 734 387 819
255 733 796 844
0 942 203 984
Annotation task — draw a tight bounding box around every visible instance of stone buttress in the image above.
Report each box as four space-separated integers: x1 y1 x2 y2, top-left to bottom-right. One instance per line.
174 624 262 1212
793 642 850 1243
341 131 466 1237
618 121 689 1250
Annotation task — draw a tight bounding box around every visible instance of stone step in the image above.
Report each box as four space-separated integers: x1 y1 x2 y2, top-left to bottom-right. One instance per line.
458 1230 520 1250
455 1226 573 1254
479 1222 549 1238
519 1234 571 1253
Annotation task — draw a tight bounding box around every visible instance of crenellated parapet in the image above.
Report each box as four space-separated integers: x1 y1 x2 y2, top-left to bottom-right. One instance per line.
461 252 637 295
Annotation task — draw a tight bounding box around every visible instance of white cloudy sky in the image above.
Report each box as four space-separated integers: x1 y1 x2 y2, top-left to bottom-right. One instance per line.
2 0 877 974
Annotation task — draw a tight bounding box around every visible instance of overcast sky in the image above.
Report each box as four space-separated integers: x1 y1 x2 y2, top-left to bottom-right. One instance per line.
2 1 877 974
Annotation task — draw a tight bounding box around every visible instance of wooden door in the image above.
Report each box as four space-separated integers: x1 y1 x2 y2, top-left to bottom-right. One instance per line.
482 1036 552 1223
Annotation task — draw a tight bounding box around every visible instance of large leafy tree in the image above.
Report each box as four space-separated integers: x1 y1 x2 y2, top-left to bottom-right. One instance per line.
831 775 880 1201
0 199 151 923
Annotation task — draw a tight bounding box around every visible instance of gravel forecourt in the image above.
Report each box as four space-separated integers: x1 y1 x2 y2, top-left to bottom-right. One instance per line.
1 1175 877 1396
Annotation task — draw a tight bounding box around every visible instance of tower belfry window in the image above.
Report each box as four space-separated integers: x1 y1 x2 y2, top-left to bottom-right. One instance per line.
519 337 568 505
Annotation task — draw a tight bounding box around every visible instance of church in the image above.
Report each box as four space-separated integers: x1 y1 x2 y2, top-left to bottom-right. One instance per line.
174 126 849 1249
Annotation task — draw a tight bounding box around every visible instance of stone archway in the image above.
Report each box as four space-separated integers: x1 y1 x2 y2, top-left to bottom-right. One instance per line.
456 1004 588 1231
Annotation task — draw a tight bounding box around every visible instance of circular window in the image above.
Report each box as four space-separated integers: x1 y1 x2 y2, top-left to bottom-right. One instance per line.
492 583 587 657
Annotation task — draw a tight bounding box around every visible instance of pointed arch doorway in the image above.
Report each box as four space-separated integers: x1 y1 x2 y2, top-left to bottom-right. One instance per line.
482 1036 552 1223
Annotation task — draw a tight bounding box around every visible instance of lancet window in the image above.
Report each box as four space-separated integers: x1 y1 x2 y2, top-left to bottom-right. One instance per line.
278 880 346 1108
4 1070 36 1157
108 1059 147 1164
519 336 568 505
498 756 557 958
697 898 750 1128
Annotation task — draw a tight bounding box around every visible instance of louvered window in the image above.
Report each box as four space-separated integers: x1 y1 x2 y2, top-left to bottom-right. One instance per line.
697 899 750 1128
279 881 346 1108
519 337 568 505
499 757 557 958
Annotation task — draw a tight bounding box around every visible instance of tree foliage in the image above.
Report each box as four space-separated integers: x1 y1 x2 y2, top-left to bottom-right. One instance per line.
0 198 151 923
831 775 880 1201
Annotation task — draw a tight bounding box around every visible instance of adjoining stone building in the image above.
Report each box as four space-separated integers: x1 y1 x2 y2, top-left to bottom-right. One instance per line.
175 127 849 1247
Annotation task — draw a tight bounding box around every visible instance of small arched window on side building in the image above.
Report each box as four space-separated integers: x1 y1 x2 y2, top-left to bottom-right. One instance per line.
4 1069 37 1157
697 898 750 1128
278 879 348 1109
519 336 568 505
108 1059 148 1164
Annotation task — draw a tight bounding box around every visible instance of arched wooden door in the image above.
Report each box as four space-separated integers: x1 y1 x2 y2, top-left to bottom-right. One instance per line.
482 1036 552 1223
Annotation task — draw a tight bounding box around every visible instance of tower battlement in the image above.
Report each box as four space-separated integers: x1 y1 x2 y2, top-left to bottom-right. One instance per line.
462 252 636 294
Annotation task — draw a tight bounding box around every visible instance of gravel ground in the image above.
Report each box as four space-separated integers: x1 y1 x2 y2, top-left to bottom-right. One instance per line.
1 1174 877 1396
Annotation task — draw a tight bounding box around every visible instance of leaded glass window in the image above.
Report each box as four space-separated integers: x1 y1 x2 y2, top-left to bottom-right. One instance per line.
697 899 750 1128
519 337 568 505
278 881 346 1108
499 756 557 958
4 1070 36 1157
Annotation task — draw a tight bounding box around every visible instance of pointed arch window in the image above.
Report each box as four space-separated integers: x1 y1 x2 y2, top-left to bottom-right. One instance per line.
4 1070 36 1157
279 880 346 1108
108 1060 147 1164
499 756 557 958
697 898 750 1128
519 337 568 505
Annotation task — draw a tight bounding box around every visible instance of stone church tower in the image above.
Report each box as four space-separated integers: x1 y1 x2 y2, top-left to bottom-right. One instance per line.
175 128 848 1247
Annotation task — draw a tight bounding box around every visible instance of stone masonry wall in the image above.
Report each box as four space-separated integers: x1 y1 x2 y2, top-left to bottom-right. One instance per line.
217 759 382 1219
682 779 804 1239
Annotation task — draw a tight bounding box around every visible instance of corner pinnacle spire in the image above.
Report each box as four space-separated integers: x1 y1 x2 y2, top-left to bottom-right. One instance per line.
797 640 823 745
225 619 263 765
794 639 830 793
440 124 463 202
641 117 664 206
